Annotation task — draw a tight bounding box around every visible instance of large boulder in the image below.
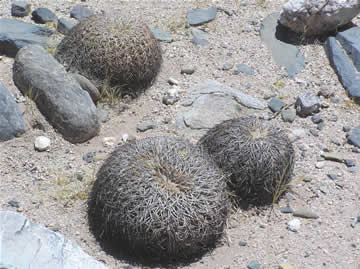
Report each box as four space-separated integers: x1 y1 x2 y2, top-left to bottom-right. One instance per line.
13 45 100 143
0 18 53 57
0 210 108 269
279 0 360 36
0 80 25 141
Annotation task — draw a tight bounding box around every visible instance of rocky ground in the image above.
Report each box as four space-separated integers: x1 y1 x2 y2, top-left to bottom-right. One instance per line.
0 0 360 268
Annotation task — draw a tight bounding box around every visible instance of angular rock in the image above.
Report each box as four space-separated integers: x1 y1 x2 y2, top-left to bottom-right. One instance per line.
247 260 261 269
13 45 99 143
190 28 209 46
260 12 305 77
233 63 255 75
136 121 156 132
222 63 233 70
279 0 360 36
151 28 173 42
311 114 322 124
70 6 93 21
268 97 285 112
32 8 57 24
0 80 25 141
57 18 75 35
325 28 360 103
0 18 53 57
348 126 360 148
281 109 296 123
11 1 31 17
187 7 217 26
72 73 100 104
287 218 301 232
320 152 346 163
0 210 108 269
176 80 264 133
295 92 320 117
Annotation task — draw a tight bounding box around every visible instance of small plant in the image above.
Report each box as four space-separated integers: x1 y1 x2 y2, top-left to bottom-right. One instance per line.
198 117 295 205
88 136 229 265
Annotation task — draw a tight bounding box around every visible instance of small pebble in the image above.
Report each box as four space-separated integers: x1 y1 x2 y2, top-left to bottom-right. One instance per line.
280 207 293 214
8 200 19 208
349 167 357 173
287 218 301 232
136 122 156 132
344 159 356 167
293 208 319 219
343 126 351 132
83 151 96 163
331 138 342 146
181 67 195 75
310 129 319 137
239 241 247 247
319 185 328 194
268 97 285 113
167 77 179 85
311 114 323 124
103 137 116 147
281 109 296 123
317 122 325 131
34 136 51 151
315 162 325 169
247 260 261 269
222 63 234 70
327 174 337 180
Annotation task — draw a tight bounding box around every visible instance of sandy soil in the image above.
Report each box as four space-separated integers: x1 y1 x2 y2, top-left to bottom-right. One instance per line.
1 0 360 268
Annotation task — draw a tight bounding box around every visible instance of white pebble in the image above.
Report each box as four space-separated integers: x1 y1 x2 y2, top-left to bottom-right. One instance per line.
122 133 129 142
288 218 301 232
103 137 116 147
34 136 51 152
315 162 325 169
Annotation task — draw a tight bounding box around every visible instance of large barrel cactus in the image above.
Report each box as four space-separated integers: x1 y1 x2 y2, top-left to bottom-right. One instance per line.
88 136 229 265
199 117 295 205
55 14 162 93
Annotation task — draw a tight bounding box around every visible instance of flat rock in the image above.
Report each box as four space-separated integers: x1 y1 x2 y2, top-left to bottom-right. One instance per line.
136 121 156 132
0 210 108 269
268 97 285 112
260 12 305 77
0 18 53 57
293 208 319 219
348 126 360 148
279 0 360 36
187 7 217 26
0 80 25 142
13 45 99 143
70 5 93 21
320 152 346 162
190 28 209 46
233 63 255 75
32 8 57 24
11 1 31 17
57 18 75 35
176 80 264 137
281 109 296 122
151 28 173 42
325 28 360 103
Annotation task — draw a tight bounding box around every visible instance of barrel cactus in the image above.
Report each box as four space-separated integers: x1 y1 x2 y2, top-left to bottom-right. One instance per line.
198 117 295 205
88 136 229 265
55 14 162 93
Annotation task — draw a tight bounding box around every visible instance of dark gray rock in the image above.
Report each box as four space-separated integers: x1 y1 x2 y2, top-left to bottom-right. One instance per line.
187 7 217 26
70 5 93 21
233 63 255 75
268 97 285 112
151 28 173 42
344 159 356 167
136 121 156 132
13 45 99 143
8 200 19 208
348 126 360 148
190 28 209 46
32 8 57 24
0 18 53 57
72 73 100 104
11 1 31 17
0 80 25 142
260 12 305 77
281 109 296 122
295 92 321 117
311 114 323 124
325 29 360 103
57 18 74 35
0 210 108 269
343 126 351 132
239 241 247 246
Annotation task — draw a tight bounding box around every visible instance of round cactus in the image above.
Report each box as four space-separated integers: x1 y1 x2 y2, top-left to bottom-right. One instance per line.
55 14 162 93
88 136 229 265
198 117 295 205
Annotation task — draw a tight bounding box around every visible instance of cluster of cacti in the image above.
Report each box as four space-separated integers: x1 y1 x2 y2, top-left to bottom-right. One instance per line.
88 136 229 265
198 117 295 205
55 14 162 93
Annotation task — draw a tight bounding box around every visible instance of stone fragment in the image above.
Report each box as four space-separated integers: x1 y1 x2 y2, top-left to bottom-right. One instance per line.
31 8 57 24
311 114 322 124
181 67 195 75
70 5 93 21
71 73 100 104
151 28 173 42
320 152 346 163
295 92 320 117
348 126 360 148
293 208 319 219
247 260 261 269
279 0 360 36
57 18 74 35
34 136 51 151
233 63 255 75
268 97 285 112
281 109 296 123
11 1 31 17
187 7 217 26
287 218 301 232
190 28 209 46
136 121 156 132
